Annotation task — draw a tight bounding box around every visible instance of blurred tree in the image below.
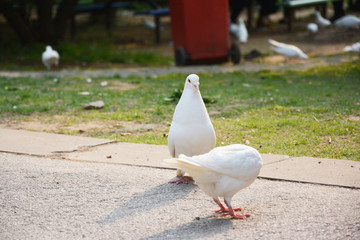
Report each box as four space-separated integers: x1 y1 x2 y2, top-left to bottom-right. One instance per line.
0 0 79 44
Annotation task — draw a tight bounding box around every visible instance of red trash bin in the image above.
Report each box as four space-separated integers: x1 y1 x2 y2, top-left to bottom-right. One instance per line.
169 0 241 66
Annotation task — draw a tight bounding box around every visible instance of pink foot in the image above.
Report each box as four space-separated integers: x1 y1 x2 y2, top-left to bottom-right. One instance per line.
221 213 251 219
169 176 188 184
215 207 242 213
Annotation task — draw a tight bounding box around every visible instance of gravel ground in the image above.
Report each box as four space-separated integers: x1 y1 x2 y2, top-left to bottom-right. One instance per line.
1 152 359 240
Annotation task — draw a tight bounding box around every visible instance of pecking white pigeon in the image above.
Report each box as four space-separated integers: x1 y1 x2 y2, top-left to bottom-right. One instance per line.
238 17 248 43
343 42 360 52
334 15 360 29
167 74 216 184
163 144 263 219
307 23 318 33
268 39 308 61
42 45 59 70
315 11 331 28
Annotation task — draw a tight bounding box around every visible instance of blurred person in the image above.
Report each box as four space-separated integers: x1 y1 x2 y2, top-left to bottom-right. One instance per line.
331 0 345 22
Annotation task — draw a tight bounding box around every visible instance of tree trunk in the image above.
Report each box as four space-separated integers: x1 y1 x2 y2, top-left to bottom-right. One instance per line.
36 0 55 42
1 0 79 44
1 2 35 44
54 0 79 40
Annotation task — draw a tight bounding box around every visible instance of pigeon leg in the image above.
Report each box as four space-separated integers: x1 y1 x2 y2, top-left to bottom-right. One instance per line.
169 175 188 184
213 197 227 213
222 197 250 219
169 170 188 184
214 197 242 213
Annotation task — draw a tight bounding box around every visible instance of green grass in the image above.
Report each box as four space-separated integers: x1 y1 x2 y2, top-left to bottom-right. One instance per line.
0 61 359 160
0 41 172 70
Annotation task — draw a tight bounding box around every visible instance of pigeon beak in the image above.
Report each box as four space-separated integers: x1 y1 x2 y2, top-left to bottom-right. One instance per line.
192 83 199 90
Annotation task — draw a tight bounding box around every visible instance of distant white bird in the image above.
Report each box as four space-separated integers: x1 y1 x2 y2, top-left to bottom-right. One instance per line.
163 144 263 219
168 74 216 184
42 45 59 70
238 17 248 43
268 39 308 61
343 42 360 52
230 23 238 35
315 11 331 28
307 23 318 33
334 15 360 29
143 18 156 30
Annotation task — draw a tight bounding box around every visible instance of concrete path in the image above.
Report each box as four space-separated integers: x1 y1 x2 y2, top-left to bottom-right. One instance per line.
1 128 359 239
0 55 348 79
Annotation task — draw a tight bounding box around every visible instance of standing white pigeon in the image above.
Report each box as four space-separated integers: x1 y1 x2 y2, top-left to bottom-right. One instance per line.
238 17 248 43
315 11 331 28
168 74 216 184
42 45 60 70
268 39 308 61
334 15 360 29
343 42 360 52
163 144 263 219
307 23 318 33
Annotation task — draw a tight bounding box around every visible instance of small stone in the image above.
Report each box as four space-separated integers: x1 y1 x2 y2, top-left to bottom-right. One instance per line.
195 217 200 220
120 133 131 136
106 155 112 159
83 100 105 110
101 81 108 87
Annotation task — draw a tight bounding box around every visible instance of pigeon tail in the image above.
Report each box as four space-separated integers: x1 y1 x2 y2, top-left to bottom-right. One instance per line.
163 156 205 178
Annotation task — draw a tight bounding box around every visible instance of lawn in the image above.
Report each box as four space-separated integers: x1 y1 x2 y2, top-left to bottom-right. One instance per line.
1 60 359 161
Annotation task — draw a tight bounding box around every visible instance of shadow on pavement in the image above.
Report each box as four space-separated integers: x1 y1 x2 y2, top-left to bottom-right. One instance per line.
140 217 233 240
98 182 197 224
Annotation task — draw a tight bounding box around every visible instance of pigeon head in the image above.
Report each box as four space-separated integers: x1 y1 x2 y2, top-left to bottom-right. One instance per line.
46 45 53 51
299 52 308 60
185 74 200 91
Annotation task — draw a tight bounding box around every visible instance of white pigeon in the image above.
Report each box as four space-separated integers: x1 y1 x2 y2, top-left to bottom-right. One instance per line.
163 144 263 219
238 17 248 43
307 23 318 33
230 23 238 35
315 11 331 28
343 42 360 52
42 45 60 70
334 15 360 29
268 39 308 61
168 74 216 184
143 18 156 30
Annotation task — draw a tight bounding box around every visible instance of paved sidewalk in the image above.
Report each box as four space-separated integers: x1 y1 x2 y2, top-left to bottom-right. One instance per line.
1 127 359 239
1 128 359 188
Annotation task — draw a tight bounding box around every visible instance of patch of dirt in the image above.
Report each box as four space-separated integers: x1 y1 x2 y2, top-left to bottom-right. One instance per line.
0 118 165 136
348 116 360 121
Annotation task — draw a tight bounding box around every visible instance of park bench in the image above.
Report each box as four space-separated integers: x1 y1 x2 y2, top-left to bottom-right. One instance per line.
278 0 340 31
134 8 169 43
71 0 131 38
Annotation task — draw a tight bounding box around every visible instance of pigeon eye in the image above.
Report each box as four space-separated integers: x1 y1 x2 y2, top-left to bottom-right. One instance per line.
187 79 191 83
